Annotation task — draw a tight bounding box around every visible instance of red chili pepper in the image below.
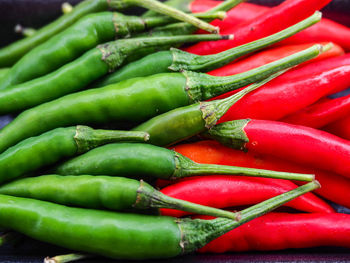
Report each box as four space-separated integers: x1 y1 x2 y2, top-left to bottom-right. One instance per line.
172 140 349 209
192 1 350 52
185 0 332 55
281 94 350 128
214 64 350 123
279 17 350 51
208 42 344 77
324 116 350 141
207 119 350 179
160 175 333 217
196 213 350 253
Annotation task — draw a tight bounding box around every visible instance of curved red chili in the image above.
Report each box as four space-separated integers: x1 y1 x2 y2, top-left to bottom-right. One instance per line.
215 64 350 123
208 42 344 77
160 175 333 217
192 1 350 51
281 94 350 128
197 213 350 253
172 140 349 209
185 0 331 55
324 116 350 141
207 119 350 179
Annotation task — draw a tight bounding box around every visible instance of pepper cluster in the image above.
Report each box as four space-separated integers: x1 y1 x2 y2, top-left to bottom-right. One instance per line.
0 0 349 260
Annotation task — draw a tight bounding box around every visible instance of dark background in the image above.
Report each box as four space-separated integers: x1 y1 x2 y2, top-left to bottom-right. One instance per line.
1 0 350 262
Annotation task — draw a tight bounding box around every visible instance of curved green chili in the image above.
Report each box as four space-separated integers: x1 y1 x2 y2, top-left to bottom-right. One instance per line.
0 174 242 220
53 143 314 182
132 45 321 146
0 44 320 153
0 0 109 67
94 12 321 88
0 182 319 259
0 126 148 184
0 12 223 90
0 34 226 115
0 0 214 68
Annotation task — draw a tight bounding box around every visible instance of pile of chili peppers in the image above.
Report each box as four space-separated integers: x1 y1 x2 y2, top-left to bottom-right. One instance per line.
0 0 350 261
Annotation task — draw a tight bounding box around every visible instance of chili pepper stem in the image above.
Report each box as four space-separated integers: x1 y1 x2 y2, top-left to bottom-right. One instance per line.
204 70 289 129
184 44 322 101
135 180 240 220
173 153 315 181
110 0 219 33
206 0 244 14
44 253 90 263
99 34 230 72
169 12 322 72
74 126 149 153
179 181 320 253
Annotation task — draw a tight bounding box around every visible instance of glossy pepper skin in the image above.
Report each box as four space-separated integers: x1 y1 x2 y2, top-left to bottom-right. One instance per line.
0 126 148 184
198 213 350 253
0 182 319 259
0 175 241 220
0 0 110 67
281 94 350 129
132 45 320 147
94 12 321 88
0 12 192 90
185 0 331 55
325 116 350 141
0 44 317 154
207 119 350 179
172 140 348 209
0 34 226 114
53 143 313 182
160 175 332 216
215 63 350 123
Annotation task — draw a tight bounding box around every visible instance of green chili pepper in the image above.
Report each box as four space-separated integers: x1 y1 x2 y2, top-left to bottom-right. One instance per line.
0 34 227 115
0 181 320 259
0 0 215 68
94 12 321 88
53 143 314 182
0 12 224 90
0 69 9 81
132 45 321 146
0 0 109 67
0 174 243 220
0 44 320 154
143 0 194 17
0 126 148 184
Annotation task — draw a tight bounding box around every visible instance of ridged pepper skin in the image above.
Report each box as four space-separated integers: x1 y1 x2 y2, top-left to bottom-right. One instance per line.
0 73 188 154
0 126 147 184
198 213 350 253
0 195 182 259
0 0 109 67
0 34 223 115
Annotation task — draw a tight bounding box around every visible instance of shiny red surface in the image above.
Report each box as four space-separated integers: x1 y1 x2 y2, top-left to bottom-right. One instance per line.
185 0 332 55
244 119 350 178
198 213 350 252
